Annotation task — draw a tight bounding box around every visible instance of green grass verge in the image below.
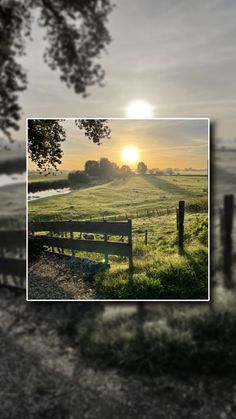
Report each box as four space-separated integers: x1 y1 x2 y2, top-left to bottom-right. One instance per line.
77 302 236 375
95 246 208 299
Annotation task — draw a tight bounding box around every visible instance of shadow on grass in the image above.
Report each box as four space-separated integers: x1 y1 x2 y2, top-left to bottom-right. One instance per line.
143 175 198 199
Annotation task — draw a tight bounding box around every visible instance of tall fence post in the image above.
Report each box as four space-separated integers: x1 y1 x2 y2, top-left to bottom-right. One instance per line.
178 201 185 253
219 208 224 245
128 219 133 271
223 194 234 286
144 229 148 245
176 208 179 231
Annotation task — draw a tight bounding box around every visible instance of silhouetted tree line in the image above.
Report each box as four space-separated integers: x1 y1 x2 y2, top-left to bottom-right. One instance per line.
0 157 25 174
84 157 133 180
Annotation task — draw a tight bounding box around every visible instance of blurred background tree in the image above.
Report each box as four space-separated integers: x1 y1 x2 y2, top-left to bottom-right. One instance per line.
0 0 113 141
137 161 148 175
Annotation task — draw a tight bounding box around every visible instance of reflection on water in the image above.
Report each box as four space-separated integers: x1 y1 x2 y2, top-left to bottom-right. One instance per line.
0 173 26 187
28 188 71 201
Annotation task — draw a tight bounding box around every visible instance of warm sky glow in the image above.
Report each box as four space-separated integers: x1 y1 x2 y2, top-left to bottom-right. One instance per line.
125 100 155 118
8 1 236 148
29 119 208 172
122 146 139 164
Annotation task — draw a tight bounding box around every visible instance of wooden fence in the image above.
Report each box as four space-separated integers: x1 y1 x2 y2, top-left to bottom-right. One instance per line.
29 220 133 269
220 194 235 287
0 230 26 288
73 202 207 224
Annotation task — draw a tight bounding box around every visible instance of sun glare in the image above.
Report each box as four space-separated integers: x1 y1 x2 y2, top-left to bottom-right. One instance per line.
122 146 139 164
125 100 155 118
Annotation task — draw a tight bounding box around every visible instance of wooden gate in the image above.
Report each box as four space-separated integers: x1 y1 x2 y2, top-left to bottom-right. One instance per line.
29 220 133 269
0 230 26 288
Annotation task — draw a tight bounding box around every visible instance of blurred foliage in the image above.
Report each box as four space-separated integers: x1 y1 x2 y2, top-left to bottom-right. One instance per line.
0 0 113 140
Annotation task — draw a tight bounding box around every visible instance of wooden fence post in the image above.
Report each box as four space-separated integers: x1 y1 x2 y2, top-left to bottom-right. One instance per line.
128 219 133 271
144 229 148 245
176 208 179 231
104 233 109 265
223 194 234 286
178 201 185 253
219 208 224 245
50 231 55 253
70 232 75 257
103 221 109 266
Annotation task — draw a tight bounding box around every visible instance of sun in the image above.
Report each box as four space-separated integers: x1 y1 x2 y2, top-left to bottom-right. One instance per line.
125 100 155 118
122 146 139 164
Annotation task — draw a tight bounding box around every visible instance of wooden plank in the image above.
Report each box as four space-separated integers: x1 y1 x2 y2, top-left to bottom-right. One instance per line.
40 236 132 257
0 231 26 248
28 221 130 236
0 258 26 277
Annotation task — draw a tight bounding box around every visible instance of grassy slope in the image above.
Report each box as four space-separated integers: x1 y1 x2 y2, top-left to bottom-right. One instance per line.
28 175 208 299
28 175 208 221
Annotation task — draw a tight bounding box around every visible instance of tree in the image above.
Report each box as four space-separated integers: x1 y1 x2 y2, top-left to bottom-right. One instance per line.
84 160 100 177
165 168 174 175
28 119 66 172
137 161 147 175
120 165 132 178
75 119 111 145
68 170 89 186
28 119 111 171
99 157 113 179
0 0 113 141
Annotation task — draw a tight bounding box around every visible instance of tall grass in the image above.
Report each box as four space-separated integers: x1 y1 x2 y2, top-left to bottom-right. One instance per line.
95 246 208 299
76 293 236 375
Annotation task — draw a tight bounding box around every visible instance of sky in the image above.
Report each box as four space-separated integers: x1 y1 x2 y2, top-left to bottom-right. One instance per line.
28 119 208 171
7 0 236 150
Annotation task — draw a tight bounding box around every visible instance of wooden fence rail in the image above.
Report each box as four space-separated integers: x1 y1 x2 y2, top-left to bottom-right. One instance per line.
0 230 26 288
29 220 133 270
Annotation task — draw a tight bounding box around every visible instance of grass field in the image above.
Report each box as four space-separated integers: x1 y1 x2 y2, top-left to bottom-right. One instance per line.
29 174 207 220
28 171 68 183
28 175 208 299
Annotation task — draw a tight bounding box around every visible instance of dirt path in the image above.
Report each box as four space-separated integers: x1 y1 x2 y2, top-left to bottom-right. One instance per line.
28 255 97 300
1 287 236 419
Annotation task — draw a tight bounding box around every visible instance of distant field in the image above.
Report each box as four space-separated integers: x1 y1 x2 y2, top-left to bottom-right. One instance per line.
28 171 68 183
0 183 25 229
28 175 208 221
175 170 207 176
